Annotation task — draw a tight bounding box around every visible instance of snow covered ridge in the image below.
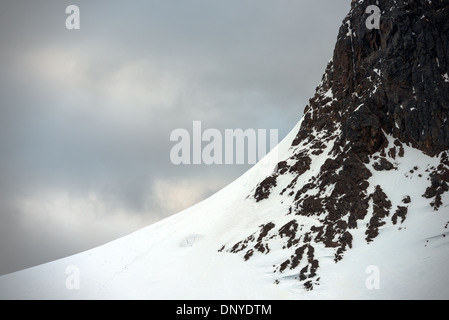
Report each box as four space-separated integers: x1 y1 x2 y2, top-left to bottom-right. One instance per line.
0 121 447 299
1 0 448 299
222 0 449 296
222 128 449 292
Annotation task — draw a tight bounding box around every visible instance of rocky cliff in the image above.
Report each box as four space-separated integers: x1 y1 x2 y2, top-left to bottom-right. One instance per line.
221 0 449 290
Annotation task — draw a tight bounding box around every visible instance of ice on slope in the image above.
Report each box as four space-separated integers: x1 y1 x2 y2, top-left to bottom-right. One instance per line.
0 122 301 300
0 117 448 299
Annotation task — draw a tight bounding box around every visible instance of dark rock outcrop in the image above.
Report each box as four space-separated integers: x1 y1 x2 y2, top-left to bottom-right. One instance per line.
222 0 449 290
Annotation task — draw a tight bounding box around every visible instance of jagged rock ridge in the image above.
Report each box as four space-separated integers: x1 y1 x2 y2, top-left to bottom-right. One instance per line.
221 0 449 290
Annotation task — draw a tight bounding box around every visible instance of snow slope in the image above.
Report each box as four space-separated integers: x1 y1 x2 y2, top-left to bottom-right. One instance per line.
0 122 298 300
0 118 448 300
2 0 449 300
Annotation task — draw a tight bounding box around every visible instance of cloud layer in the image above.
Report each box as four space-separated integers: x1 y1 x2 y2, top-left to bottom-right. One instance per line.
0 0 349 275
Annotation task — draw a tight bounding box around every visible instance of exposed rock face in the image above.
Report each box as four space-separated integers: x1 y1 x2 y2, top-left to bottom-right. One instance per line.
222 0 449 290
342 0 449 157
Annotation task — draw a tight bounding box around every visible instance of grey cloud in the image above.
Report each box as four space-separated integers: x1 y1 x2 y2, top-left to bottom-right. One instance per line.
0 0 349 275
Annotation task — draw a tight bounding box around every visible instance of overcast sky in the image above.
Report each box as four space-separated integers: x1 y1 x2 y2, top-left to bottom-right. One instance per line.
0 0 350 275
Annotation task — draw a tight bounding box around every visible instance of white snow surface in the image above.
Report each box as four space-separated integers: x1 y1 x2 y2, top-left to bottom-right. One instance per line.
443 73 449 83
0 119 449 300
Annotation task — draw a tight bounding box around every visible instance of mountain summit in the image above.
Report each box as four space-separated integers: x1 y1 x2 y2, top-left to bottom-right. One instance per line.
220 0 449 291
1 0 448 299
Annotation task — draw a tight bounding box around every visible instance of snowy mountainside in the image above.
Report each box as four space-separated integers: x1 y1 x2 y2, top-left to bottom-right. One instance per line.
218 0 449 294
0 119 448 299
0 123 301 299
1 0 449 299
